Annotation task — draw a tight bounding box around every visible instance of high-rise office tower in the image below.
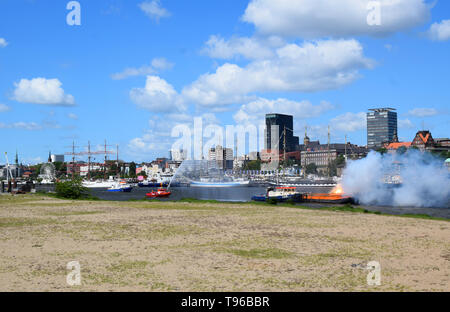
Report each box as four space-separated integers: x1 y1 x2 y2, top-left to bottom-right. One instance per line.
367 108 398 149
265 113 299 153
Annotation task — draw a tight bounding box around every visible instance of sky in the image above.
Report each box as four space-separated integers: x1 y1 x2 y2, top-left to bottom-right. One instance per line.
0 0 449 164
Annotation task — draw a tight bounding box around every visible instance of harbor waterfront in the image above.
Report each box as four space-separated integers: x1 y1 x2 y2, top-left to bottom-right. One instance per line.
32 184 450 219
2 0 450 296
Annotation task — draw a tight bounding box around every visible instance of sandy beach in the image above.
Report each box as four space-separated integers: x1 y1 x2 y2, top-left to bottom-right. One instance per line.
0 194 449 292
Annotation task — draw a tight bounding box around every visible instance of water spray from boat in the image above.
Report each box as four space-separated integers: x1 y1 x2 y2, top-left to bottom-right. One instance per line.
167 160 250 189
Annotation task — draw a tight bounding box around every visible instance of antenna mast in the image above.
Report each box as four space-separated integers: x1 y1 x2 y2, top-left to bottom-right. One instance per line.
116 144 119 178
283 126 287 164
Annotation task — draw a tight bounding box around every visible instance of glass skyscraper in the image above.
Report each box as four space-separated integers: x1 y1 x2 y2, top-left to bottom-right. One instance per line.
265 113 299 153
367 108 398 149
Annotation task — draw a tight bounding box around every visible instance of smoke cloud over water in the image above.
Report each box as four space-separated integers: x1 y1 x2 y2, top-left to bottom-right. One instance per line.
342 151 450 208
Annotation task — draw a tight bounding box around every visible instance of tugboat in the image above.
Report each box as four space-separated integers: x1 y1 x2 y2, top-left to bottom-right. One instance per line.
252 187 304 202
252 184 356 204
146 188 172 198
107 180 133 192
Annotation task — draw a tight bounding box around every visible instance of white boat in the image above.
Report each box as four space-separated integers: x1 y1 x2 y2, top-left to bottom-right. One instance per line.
190 180 249 188
82 179 116 188
40 178 54 185
108 180 133 192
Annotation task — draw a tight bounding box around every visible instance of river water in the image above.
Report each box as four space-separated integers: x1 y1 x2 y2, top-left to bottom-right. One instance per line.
34 185 450 219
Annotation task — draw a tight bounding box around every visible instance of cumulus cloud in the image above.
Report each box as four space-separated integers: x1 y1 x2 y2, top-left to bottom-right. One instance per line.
12 78 75 106
242 0 430 38
398 119 414 129
0 103 11 112
128 137 157 153
111 57 173 80
330 112 367 132
0 38 8 47
127 112 220 160
408 108 438 117
151 57 174 70
130 75 185 113
426 19 450 41
183 39 374 107
234 98 334 125
202 35 280 60
139 0 171 22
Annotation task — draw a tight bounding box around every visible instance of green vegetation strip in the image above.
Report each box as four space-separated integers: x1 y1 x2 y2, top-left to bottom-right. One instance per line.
45 211 104 217
225 248 294 259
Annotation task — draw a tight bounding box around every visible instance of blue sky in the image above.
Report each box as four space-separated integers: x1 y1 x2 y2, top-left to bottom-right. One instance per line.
0 0 449 164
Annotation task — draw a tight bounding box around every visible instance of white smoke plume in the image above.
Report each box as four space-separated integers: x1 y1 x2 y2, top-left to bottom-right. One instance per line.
342 150 450 208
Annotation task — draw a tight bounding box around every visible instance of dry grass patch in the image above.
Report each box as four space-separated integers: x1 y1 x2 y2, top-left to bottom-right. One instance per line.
0 217 58 228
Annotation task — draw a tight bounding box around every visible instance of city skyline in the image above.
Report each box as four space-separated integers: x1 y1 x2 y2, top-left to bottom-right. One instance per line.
1 0 450 164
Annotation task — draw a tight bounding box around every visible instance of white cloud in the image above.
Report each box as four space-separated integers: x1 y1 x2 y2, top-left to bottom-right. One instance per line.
202 35 279 60
0 122 42 131
242 0 430 38
127 112 220 161
112 57 173 80
0 103 11 112
408 108 438 117
68 113 78 120
151 57 174 70
112 65 155 80
12 78 75 106
330 112 366 132
234 98 334 125
426 19 450 41
128 137 156 153
130 75 185 113
0 38 8 48
21 156 43 165
183 39 373 107
398 119 414 129
139 0 171 22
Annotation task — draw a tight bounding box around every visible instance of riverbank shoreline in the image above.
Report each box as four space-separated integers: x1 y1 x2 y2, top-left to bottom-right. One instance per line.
25 191 450 221
0 194 449 291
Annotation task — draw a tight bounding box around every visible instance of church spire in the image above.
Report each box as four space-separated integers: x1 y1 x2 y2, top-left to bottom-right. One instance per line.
15 149 18 165
304 126 310 146
48 151 52 163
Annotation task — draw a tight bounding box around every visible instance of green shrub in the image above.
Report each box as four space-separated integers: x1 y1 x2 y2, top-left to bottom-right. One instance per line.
55 177 88 199
266 198 278 205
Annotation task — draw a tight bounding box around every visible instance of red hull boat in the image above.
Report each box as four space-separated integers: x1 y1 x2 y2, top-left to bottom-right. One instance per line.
146 189 172 198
